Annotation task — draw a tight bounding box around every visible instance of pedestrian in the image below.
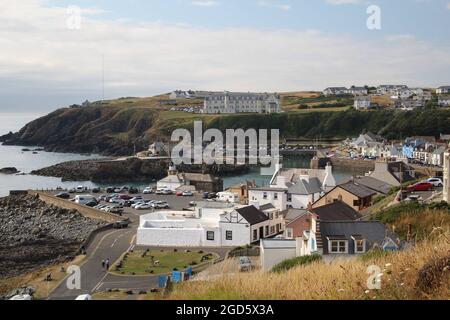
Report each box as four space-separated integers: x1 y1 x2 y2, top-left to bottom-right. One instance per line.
105 259 110 270
101 259 105 269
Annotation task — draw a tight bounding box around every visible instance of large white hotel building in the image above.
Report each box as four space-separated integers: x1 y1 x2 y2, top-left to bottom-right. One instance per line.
202 91 281 114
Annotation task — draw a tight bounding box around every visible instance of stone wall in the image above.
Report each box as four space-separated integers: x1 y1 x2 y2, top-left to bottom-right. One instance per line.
28 191 124 223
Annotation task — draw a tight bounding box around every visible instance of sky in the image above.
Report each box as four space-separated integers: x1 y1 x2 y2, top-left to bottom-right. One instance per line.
1 0 450 113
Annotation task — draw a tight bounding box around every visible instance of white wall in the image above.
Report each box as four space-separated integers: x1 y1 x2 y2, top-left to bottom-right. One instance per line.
137 227 204 247
249 189 287 211
260 246 296 271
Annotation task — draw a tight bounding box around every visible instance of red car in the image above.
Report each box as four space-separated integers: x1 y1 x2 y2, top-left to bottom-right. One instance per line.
406 182 433 192
118 194 133 200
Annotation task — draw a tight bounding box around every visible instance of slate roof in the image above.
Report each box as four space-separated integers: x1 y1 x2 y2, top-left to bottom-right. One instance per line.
352 176 393 195
311 202 362 221
287 177 322 195
338 181 377 198
320 221 398 254
283 209 309 223
236 205 269 225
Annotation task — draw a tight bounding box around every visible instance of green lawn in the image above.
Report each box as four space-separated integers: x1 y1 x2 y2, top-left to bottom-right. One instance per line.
114 249 218 275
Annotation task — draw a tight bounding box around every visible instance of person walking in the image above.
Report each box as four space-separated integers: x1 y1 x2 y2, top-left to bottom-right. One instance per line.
105 258 110 271
101 259 105 269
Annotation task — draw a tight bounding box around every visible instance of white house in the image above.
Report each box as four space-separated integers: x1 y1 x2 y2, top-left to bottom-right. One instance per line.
217 191 240 203
249 163 336 211
348 86 368 96
354 96 371 110
436 86 450 95
438 95 450 107
137 203 282 247
202 91 281 114
323 87 348 96
377 85 408 95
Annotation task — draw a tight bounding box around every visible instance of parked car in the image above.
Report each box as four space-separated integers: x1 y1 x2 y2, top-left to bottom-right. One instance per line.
128 187 139 194
75 186 86 193
84 200 98 207
239 256 252 272
162 189 173 195
55 192 70 199
176 191 184 196
182 191 194 197
153 201 169 209
135 203 153 210
406 182 433 192
143 187 153 194
131 201 146 209
92 187 101 194
113 220 130 229
427 178 443 187
106 187 116 193
74 195 97 205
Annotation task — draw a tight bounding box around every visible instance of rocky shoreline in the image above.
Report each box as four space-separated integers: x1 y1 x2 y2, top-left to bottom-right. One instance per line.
0 194 107 278
30 157 250 183
0 167 19 175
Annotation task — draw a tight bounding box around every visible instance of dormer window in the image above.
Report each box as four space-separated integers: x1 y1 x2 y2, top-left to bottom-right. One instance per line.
352 235 366 253
327 236 348 254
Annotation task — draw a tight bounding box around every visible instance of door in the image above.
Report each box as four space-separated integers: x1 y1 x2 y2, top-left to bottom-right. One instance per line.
259 227 264 239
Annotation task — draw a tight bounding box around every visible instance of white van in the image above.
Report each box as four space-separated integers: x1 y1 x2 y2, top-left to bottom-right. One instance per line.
74 195 96 205
76 186 86 193
75 294 92 300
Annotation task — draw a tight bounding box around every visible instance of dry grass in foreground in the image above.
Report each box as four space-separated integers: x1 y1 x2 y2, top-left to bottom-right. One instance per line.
167 233 449 300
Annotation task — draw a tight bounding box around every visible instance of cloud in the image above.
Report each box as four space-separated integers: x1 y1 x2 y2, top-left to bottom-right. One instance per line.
0 0 450 111
257 1 292 11
191 0 219 7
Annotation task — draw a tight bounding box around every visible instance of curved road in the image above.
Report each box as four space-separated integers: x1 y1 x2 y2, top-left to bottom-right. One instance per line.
49 209 229 300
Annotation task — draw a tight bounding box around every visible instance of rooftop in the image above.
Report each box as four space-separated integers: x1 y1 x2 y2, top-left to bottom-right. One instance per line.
312 201 362 221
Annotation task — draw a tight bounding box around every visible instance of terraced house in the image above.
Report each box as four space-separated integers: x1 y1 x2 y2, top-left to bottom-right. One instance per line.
202 91 281 114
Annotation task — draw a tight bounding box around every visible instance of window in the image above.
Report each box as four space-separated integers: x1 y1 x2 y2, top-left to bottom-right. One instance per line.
329 240 348 253
355 239 366 253
263 192 268 200
353 199 361 207
287 194 292 202
274 193 278 200
270 226 275 234
265 226 269 236
206 231 215 241
253 229 258 241
226 231 233 241
286 228 293 239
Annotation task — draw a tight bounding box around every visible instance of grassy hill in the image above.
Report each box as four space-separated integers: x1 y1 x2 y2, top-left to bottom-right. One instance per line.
2 92 449 156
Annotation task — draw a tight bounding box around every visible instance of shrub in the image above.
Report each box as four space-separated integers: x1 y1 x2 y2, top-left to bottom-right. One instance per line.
272 254 322 273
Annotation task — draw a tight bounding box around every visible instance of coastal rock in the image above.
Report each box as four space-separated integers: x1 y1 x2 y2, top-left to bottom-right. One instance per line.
30 157 249 183
0 194 107 278
0 167 19 174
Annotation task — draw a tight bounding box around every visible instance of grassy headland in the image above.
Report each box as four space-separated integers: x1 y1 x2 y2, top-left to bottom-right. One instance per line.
2 92 449 156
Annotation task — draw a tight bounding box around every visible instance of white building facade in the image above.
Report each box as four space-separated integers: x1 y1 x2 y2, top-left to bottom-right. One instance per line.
137 204 280 247
444 148 450 203
203 92 281 114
